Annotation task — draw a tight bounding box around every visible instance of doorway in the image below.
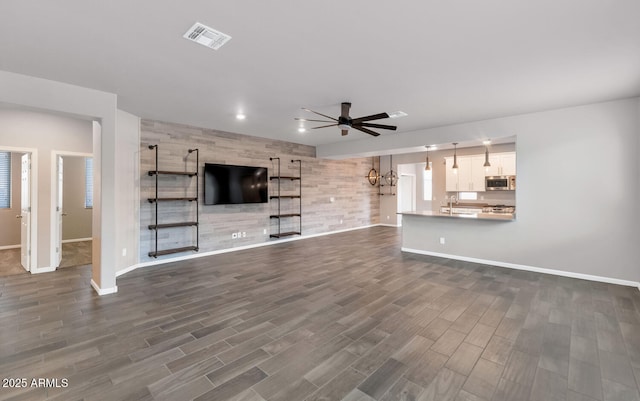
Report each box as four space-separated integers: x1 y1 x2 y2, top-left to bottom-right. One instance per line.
51 152 93 270
396 169 416 227
0 148 37 277
398 174 416 213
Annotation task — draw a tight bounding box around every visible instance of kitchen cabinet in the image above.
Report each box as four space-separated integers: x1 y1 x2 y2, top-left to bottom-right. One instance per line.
486 152 516 176
445 155 486 192
445 157 459 191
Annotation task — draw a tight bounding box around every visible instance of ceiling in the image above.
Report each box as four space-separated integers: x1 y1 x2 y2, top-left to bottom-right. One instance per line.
1 1 639 148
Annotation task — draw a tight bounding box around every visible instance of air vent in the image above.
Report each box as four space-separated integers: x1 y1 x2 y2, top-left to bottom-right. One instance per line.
183 22 231 50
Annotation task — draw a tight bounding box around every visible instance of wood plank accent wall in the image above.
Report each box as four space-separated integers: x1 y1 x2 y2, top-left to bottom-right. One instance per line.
140 120 380 262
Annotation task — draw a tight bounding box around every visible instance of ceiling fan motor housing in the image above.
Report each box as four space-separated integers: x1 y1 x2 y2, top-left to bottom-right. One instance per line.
338 116 352 130
338 116 351 127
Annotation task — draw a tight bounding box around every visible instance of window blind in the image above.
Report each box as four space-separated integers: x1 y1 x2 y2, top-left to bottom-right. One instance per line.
85 157 93 208
0 152 10 209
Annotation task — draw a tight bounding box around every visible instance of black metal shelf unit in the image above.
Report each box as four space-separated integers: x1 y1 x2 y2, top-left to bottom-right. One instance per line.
148 145 199 257
269 157 302 238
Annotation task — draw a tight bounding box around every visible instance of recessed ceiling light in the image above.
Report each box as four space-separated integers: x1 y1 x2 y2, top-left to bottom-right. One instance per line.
183 22 232 50
483 139 492 145
298 127 306 133
236 113 246 120
389 111 408 119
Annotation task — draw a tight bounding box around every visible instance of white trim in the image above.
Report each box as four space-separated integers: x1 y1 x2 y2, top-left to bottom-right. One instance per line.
31 266 56 274
401 247 640 290
0 244 20 250
91 279 118 296
0 146 38 271
62 237 92 244
117 224 390 277
51 151 94 270
378 223 401 228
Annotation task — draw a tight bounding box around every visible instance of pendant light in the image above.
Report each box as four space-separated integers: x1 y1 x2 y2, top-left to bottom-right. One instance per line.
483 139 491 172
452 143 459 174
424 146 431 171
366 156 379 185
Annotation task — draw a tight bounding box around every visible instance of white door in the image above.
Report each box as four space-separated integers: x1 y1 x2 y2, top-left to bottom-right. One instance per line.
20 153 31 271
398 174 415 212
56 155 63 267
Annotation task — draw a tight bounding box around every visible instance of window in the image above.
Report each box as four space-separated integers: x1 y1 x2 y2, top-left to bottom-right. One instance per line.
422 162 432 201
85 157 93 208
458 192 478 201
0 152 10 209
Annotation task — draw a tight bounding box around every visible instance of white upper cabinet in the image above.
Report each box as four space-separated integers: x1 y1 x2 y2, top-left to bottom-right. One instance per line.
445 155 486 192
486 152 516 176
500 153 516 175
470 155 486 191
445 156 459 192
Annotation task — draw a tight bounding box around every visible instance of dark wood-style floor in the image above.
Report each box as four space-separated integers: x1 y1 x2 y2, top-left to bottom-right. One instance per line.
1 227 639 401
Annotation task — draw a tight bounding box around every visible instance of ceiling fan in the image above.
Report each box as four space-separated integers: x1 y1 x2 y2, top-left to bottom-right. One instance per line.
295 102 397 137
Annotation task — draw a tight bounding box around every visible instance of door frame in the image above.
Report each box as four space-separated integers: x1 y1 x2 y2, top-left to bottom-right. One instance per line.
1 146 38 272
50 150 93 270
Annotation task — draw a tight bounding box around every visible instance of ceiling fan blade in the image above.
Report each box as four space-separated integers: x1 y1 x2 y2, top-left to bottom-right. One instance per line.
341 129 349 136
294 118 335 123
357 122 397 130
311 124 339 129
351 112 390 123
352 126 381 137
341 102 351 118
302 108 337 122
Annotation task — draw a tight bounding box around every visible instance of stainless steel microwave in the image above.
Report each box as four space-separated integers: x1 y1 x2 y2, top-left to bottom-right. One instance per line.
485 176 516 191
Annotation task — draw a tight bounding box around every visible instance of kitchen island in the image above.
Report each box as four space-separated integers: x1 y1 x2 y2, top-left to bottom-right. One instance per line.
401 210 515 221
398 209 520 273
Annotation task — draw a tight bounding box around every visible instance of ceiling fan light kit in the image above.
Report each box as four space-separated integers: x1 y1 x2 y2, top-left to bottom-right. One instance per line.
296 102 397 137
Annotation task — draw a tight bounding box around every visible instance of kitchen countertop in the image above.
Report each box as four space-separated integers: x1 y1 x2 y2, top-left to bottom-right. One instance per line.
400 210 516 221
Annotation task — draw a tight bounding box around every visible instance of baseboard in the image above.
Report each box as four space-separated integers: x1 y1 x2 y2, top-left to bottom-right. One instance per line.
116 264 139 277
0 244 20 250
90 279 118 296
378 224 401 228
401 247 640 289
118 224 389 277
62 238 92 244
31 266 56 274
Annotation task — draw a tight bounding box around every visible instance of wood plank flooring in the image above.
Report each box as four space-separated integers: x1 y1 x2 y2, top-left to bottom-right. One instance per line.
1 227 640 400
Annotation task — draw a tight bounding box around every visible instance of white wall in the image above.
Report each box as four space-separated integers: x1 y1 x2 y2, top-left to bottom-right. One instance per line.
114 109 140 274
0 109 93 269
374 98 640 283
61 156 92 240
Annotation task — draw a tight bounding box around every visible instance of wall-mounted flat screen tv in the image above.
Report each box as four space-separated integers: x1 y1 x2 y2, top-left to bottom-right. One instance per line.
203 163 268 205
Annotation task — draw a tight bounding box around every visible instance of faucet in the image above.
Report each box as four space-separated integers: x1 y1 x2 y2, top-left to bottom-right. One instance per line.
448 194 458 215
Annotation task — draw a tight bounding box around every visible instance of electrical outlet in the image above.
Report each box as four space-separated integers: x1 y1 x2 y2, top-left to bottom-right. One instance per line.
122 248 127 257
242 232 246 238
340 219 343 224
263 228 267 235
387 215 390 220
439 237 445 245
